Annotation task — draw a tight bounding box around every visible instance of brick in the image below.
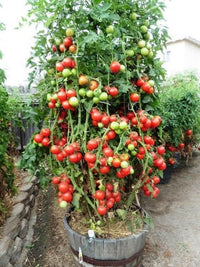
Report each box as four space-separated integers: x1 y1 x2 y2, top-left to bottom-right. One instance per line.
0 236 14 267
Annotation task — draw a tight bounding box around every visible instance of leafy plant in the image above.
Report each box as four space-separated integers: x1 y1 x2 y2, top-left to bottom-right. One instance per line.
157 72 200 164
20 0 169 234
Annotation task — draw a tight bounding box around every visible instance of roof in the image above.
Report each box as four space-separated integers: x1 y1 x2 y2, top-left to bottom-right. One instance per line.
167 37 200 47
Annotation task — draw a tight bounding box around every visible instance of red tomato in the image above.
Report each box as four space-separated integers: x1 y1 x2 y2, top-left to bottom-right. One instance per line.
130 93 140 102
64 145 75 155
152 176 160 184
51 176 60 184
99 166 110 174
56 153 64 162
99 157 107 166
41 137 50 147
136 79 145 87
103 147 114 157
62 192 73 202
56 62 64 72
95 190 106 200
68 153 79 163
106 183 114 191
58 182 69 193
97 205 107 215
110 61 121 73
63 37 73 48
40 128 51 137
157 145 165 155
87 139 98 150
84 152 96 163
50 145 61 155
108 87 118 96
34 133 43 143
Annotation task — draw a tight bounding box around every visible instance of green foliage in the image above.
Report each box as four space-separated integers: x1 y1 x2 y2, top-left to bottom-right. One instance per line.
157 72 200 160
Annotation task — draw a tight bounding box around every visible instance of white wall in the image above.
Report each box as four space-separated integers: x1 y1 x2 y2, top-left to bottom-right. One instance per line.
163 40 200 77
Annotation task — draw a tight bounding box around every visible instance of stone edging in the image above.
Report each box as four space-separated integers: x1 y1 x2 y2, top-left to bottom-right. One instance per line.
0 176 39 267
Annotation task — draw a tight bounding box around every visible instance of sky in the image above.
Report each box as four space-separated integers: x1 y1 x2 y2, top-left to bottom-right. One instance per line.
0 0 200 86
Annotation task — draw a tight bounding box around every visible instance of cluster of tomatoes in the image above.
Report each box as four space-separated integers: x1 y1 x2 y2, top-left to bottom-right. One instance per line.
51 173 74 208
50 141 82 163
47 86 79 110
93 184 121 215
33 128 51 147
141 175 160 199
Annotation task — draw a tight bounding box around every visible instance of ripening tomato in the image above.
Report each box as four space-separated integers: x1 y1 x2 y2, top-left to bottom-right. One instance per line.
79 75 89 86
56 62 64 72
63 37 73 48
89 80 99 91
110 61 121 73
69 45 77 53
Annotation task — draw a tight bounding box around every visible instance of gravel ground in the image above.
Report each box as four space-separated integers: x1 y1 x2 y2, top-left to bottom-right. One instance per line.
25 151 200 267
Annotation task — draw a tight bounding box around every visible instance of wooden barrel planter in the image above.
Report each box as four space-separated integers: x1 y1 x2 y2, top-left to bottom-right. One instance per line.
63 211 149 267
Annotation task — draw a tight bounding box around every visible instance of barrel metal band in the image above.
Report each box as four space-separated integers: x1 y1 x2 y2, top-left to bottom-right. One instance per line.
70 245 144 266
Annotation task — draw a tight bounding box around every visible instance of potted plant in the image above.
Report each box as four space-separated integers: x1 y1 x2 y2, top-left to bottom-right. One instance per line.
20 0 169 265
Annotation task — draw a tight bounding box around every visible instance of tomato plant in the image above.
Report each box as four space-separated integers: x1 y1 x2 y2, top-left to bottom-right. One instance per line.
20 0 173 230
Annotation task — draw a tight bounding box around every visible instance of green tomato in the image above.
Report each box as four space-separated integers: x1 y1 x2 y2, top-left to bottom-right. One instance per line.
148 50 154 58
93 96 100 104
131 150 137 156
119 121 128 130
62 68 71 77
144 19 150 27
110 121 119 130
107 157 113 165
86 90 94 98
99 92 108 101
115 128 123 135
59 200 68 208
47 93 52 101
106 25 114 34
69 96 79 107
47 68 54 75
66 28 74 37
141 47 149 56
144 33 150 40
51 80 56 86
78 88 86 97
138 40 146 48
93 88 101 96
98 122 104 128
140 25 148 33
120 65 126 72
130 12 138 20
55 38 62 46
128 144 135 151
55 102 61 108
125 49 135 57
121 160 129 169
71 69 77 76
148 80 155 87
